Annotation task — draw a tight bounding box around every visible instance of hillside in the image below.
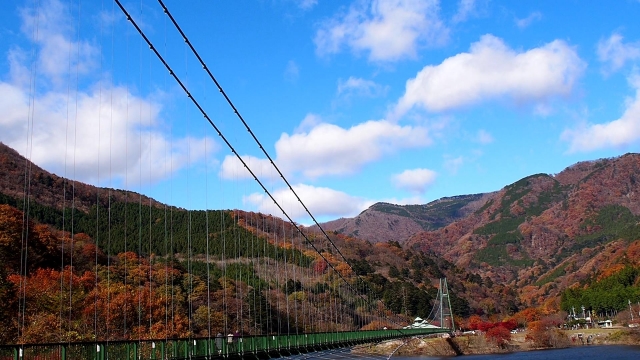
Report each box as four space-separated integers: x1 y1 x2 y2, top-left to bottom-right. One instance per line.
0 142 478 344
0 142 164 213
318 194 490 243
406 154 640 307
3 139 640 344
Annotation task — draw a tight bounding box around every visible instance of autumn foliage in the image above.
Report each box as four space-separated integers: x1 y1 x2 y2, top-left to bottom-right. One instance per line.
511 307 542 327
525 317 568 348
0 204 380 344
485 325 511 348
464 315 516 347
1 205 228 343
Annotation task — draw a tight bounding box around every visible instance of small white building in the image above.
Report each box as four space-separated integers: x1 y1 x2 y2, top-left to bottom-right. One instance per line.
597 320 613 328
403 317 441 329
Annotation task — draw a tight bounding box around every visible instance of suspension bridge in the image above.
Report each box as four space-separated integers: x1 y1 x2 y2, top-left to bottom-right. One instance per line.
0 1 455 359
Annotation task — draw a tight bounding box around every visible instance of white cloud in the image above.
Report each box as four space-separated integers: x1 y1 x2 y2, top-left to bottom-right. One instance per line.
0 0 215 187
452 0 476 23
515 11 542 29
0 81 215 186
391 168 437 193
244 184 372 221
294 113 323 134
219 154 277 180
562 74 640 153
597 33 640 73
19 0 97 87
221 118 431 181
337 76 386 99
476 129 493 144
314 0 448 62
393 34 585 115
276 119 430 178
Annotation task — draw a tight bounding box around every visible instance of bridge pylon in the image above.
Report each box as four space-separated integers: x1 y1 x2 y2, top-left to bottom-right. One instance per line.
437 278 455 331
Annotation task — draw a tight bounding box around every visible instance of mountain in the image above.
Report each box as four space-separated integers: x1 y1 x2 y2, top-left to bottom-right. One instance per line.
2 138 640 343
405 153 640 308
0 141 478 344
0 142 311 261
318 194 491 243
0 142 164 213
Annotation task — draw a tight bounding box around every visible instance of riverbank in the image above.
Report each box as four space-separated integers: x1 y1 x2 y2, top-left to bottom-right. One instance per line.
353 327 640 357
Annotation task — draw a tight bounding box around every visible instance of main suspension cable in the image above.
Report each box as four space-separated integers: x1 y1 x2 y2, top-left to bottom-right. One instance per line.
114 0 409 331
152 3 400 328
154 0 358 279
113 0 365 305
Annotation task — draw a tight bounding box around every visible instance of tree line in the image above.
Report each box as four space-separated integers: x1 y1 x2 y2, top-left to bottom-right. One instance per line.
561 265 640 316
0 193 311 266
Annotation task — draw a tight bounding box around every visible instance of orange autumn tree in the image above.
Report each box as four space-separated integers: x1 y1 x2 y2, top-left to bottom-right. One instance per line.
525 315 567 349
0 204 66 343
7 267 94 343
0 204 61 273
511 307 542 328
8 251 198 343
84 252 192 340
466 314 483 330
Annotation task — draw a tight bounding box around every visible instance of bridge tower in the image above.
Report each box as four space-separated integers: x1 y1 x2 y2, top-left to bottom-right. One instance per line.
437 278 455 331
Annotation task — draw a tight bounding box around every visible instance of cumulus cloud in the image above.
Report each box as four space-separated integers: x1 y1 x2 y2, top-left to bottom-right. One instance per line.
337 76 387 99
391 168 437 193
515 11 542 29
393 34 585 115
0 81 215 187
276 119 430 178
18 0 97 87
294 113 323 134
562 74 640 153
221 118 431 180
0 0 215 186
219 154 277 180
244 184 372 221
597 33 640 73
314 0 448 62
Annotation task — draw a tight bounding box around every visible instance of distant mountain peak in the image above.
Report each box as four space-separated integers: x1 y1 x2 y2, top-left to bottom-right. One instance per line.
319 193 491 243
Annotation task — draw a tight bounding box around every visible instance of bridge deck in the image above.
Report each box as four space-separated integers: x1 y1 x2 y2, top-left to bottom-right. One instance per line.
0 328 448 360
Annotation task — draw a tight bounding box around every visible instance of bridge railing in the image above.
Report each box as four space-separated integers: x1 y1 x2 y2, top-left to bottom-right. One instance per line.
0 328 449 360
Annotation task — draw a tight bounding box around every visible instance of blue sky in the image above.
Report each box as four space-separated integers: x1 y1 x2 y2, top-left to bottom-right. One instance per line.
1 0 640 225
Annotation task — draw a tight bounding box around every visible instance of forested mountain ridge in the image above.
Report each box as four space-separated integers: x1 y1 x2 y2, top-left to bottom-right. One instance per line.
0 142 163 213
406 153 640 308
0 142 479 344
2 140 640 345
317 193 491 244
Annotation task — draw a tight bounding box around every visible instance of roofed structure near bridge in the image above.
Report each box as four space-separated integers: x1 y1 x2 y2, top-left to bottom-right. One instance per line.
403 317 441 329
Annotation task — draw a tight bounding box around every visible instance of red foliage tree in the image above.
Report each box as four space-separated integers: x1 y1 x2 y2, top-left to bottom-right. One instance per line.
7 267 94 343
486 325 511 348
500 318 518 331
313 259 328 274
467 314 483 330
477 321 495 332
